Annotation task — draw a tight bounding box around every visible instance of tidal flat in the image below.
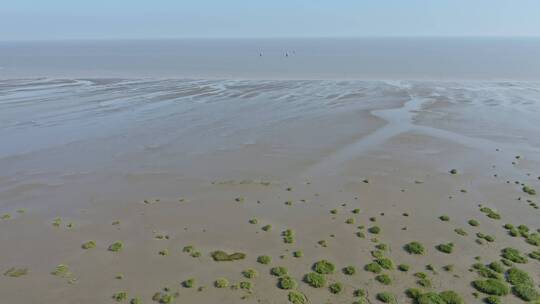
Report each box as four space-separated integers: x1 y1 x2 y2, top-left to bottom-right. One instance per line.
0 79 539 303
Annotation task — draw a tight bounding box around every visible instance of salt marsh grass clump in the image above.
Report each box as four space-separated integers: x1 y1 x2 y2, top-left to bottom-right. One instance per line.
211 250 246 261
81 241 96 249
469 219 480 227
108 241 123 252
436 242 454 254
398 264 410 272
505 267 533 286
293 251 303 258
270 266 288 277
375 274 392 285
262 224 272 232
278 276 297 290
242 268 258 279
4 267 28 277
439 215 450 221
375 257 394 270
304 272 325 288
365 262 382 273
282 229 295 244
405 242 425 254
182 279 195 288
288 291 307 304
343 266 356 275
454 228 468 236
376 292 396 303
501 248 527 264
368 226 381 234
313 260 335 274
329 282 343 294
257 255 271 265
522 186 536 195
472 279 509 296
512 284 539 301
214 278 229 288
112 291 127 302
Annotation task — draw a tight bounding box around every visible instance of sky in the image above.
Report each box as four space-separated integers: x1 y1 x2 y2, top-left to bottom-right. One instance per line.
1 0 540 40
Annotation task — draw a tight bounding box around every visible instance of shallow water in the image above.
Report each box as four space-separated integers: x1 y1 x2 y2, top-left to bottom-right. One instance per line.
1 38 540 80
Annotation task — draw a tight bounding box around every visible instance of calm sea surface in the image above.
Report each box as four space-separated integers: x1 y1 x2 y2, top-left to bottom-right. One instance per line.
1 38 539 80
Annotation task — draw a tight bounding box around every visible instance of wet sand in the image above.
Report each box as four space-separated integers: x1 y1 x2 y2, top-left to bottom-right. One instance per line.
0 79 539 303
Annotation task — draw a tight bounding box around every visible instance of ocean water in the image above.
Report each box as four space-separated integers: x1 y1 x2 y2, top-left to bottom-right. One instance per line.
1 37 540 80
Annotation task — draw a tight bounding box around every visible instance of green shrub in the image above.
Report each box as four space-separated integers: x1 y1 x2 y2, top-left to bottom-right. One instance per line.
214 278 229 288
454 228 468 236
81 241 96 250
262 224 272 231
439 290 464 304
417 292 445 304
488 262 504 273
112 292 128 302
270 266 288 277
512 284 539 301
182 278 195 288
376 292 396 303
304 272 325 288
3 267 28 277
239 281 252 290
257 255 271 264
501 248 527 264
484 295 501 304
365 262 382 273
368 226 381 234
436 242 454 254
329 282 343 294
439 215 450 221
530 251 540 261
506 267 533 286
343 265 356 275
469 219 480 226
405 288 422 299
375 257 394 270
278 276 297 290
472 279 509 296
240 268 257 279
211 250 246 261
417 278 432 288
398 264 410 272
375 274 392 285
288 291 307 304
405 242 425 254
293 251 303 258
523 186 536 195
108 241 123 252
313 260 335 274
249 218 258 224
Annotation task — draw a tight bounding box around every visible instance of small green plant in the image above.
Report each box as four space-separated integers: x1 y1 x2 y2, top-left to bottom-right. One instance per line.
262 224 272 231
488 262 504 273
439 290 464 304
239 281 252 290
182 278 195 288
368 226 381 234
512 284 539 301
211 250 246 261
484 295 501 304
288 291 307 304
343 265 356 275
257 255 271 264
278 276 297 290
472 279 509 296
375 257 394 270
51 264 71 277
293 251 303 258
352 208 360 214
375 274 392 285
329 282 343 294
436 242 454 254
480 207 501 220
376 292 396 303
405 241 425 254
130 298 142 304
313 260 335 274
506 267 533 286
214 278 229 288
365 262 382 273
112 291 128 302
454 228 468 236
249 218 258 224
270 266 288 277
398 264 410 272
501 247 527 264
282 229 295 244
417 278 432 288
449 169 458 175
3 267 28 277
243 268 258 279
304 272 326 288
346 218 355 224
439 215 450 221
469 219 480 227
416 292 444 304
529 251 540 261
158 249 169 256
522 185 536 195
108 241 123 252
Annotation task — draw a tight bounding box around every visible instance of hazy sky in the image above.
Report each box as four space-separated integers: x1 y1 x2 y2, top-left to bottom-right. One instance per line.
2 0 540 40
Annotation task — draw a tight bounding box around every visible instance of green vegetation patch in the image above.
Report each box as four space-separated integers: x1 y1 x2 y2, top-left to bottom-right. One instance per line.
512 284 539 301
278 276 297 290
365 262 382 273
214 278 229 288
480 207 501 220
368 226 381 234
472 279 509 296
506 267 533 286
375 257 394 270
329 282 343 294
4 267 28 278
304 272 326 288
270 266 288 277
112 291 128 302
523 185 536 195
313 260 335 274
436 242 454 254
376 292 396 303
501 248 527 264
242 268 258 279
343 265 356 275
108 241 123 252
182 278 195 288
375 274 392 285
211 250 246 261
288 291 307 304
405 241 425 254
